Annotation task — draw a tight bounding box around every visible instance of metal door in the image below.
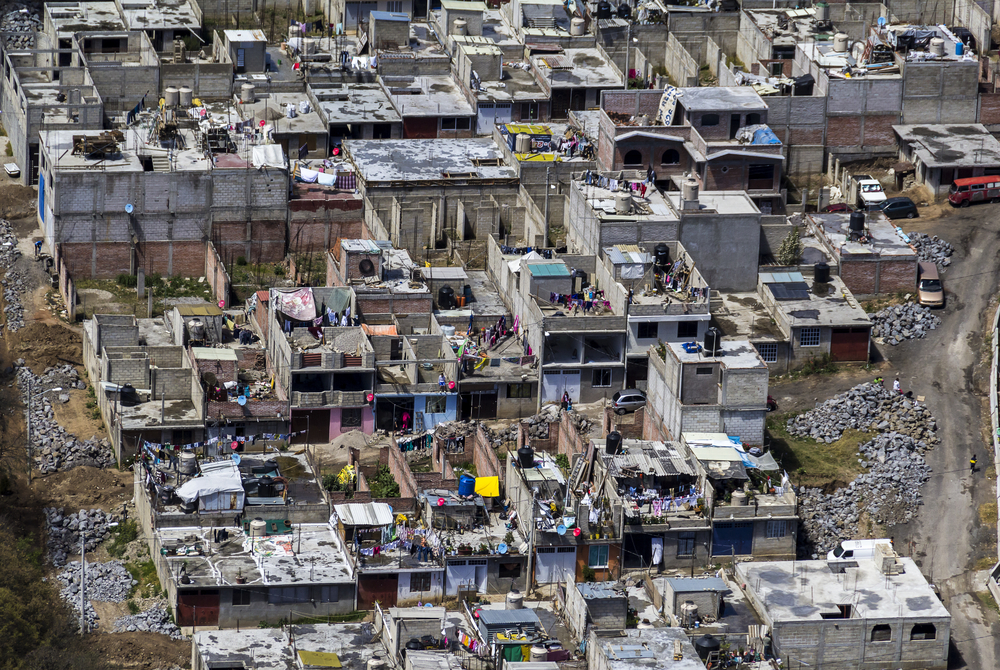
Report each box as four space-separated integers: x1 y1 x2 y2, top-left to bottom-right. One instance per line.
446 562 476 595
477 103 495 134
358 574 398 609
830 327 870 362
542 370 581 404
712 521 753 556
534 547 576 583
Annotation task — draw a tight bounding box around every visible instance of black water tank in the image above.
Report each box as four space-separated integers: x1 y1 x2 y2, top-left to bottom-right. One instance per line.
695 634 721 661
258 476 275 497
180 499 199 514
596 1 612 18
573 268 589 288
606 431 622 455
704 327 722 356
654 243 670 268
438 285 455 309
159 485 176 505
517 446 535 468
849 211 865 233
617 2 631 18
814 262 831 283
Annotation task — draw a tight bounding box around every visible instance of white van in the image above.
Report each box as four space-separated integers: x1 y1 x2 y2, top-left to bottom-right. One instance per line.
827 538 892 563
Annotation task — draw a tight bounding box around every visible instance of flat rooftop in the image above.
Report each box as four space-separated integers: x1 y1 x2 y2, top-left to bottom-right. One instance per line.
893 124 1000 168
41 127 213 173
237 93 328 137
667 191 760 215
737 557 949 621
383 74 474 118
158 521 353 587
678 86 767 112
46 2 126 35
194 624 378 670
578 180 675 222
711 291 785 342
666 339 766 369
346 139 516 184
534 48 623 88
595 628 704 670
477 62 546 102
809 212 917 258
761 272 871 328
119 0 199 30
120 398 200 429
312 83 401 124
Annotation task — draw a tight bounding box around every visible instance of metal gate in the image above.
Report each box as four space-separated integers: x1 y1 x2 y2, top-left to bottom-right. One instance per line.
542 370 581 404
713 521 753 556
176 590 220 626
476 103 512 135
358 574 398 609
830 327 870 362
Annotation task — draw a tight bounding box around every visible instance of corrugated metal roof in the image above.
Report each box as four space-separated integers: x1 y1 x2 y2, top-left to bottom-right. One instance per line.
342 239 382 254
333 502 394 526
477 609 541 626
176 304 223 316
424 267 469 280
526 263 570 277
191 347 238 361
662 577 729 593
604 246 652 266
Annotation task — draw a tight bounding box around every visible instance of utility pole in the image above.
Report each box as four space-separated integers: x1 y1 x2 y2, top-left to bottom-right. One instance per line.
79 532 86 634
543 166 551 247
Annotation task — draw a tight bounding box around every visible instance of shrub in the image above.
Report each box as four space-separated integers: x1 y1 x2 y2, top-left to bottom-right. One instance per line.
108 519 139 559
115 274 138 288
236 256 248 266
369 464 400 498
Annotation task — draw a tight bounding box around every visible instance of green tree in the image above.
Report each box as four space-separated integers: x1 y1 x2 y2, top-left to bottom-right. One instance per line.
776 226 803 266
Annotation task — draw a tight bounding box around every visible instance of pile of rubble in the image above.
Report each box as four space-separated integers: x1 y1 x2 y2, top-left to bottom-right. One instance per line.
16 366 114 473
797 432 931 557
57 560 137 631
908 232 953 267
521 404 594 440
113 606 184 639
785 381 937 445
0 219 26 332
870 303 941 345
0 5 41 49
45 507 116 567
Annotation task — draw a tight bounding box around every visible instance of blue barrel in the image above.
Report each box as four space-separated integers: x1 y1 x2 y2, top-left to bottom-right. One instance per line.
956 41 964 56
459 475 476 496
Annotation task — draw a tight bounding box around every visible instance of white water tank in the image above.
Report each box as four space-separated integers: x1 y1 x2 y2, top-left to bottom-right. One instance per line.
833 33 849 52
615 192 632 214
164 86 179 106
179 451 197 475
515 133 531 153
299 99 311 114
240 82 256 103
929 37 945 56
179 86 193 107
187 318 206 341
681 177 699 210
453 18 468 36
680 600 699 627
570 17 585 36
286 103 298 119
731 490 747 506
288 25 299 42
302 37 315 55
367 658 386 670
249 518 267 537
506 589 524 609
530 646 548 662
814 1 829 21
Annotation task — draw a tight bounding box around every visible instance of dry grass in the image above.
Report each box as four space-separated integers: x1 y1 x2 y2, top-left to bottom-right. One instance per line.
766 415 869 490
979 502 998 527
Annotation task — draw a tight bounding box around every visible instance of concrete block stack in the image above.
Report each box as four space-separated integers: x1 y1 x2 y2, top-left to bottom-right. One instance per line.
44 507 115 566
871 302 941 345
113 606 185 639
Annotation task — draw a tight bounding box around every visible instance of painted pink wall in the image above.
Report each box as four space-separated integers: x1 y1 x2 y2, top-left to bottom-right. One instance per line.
329 407 375 438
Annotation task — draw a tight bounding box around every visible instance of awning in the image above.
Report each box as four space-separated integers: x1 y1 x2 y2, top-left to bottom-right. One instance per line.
175 461 244 503
333 502 395 526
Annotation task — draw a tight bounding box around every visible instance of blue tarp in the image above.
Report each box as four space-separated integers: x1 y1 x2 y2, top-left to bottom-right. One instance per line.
752 127 781 145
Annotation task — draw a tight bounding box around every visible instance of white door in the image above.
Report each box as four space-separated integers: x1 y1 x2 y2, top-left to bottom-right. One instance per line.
542 372 564 404
535 547 576 583
477 104 495 135
562 371 581 402
494 103 512 126
446 562 476 595
469 559 488 592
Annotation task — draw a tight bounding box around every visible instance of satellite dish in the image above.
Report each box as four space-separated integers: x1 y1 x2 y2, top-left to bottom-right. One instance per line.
202 371 218 386
125 203 134 214
498 542 508 554
237 395 247 406
231 452 241 465
359 258 376 276
556 524 566 535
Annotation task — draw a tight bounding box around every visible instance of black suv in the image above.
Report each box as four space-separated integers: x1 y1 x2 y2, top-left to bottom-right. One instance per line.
880 197 918 219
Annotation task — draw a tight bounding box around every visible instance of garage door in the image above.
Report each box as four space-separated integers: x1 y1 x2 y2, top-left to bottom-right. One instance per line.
713 521 753 556
830 327 869 362
358 574 398 609
476 103 512 135
535 547 576 583
542 370 581 404
461 391 497 419
176 589 220 626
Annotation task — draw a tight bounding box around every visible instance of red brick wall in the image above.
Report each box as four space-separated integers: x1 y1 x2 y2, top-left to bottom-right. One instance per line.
642 403 668 441
704 163 747 190
205 242 230 307
840 258 917 295
826 116 862 147
388 440 419 498
288 194 365 257
981 93 1000 125
356 294 434 316
863 114 897 146
878 259 918 293
840 260 877 294
191 348 237 384
612 138 689 179
472 424 504 485
207 398 286 419
789 127 825 145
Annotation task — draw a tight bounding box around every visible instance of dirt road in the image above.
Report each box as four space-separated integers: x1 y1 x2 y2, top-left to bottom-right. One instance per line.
871 209 1000 668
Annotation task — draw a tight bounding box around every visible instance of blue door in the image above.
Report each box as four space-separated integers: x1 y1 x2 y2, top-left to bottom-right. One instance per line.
713 521 753 556
38 173 44 218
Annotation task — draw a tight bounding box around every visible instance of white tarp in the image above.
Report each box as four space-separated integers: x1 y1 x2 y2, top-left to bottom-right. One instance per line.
508 250 543 274
252 144 286 169
274 287 316 321
175 460 245 510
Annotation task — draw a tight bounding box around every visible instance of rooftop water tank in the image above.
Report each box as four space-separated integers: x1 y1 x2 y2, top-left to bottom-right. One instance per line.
596 1 612 19
367 658 386 670
240 82 256 103
506 589 524 609
179 86 193 107
258 476 275 497
606 431 622 456
704 326 722 356
458 474 476 497
654 243 670 268
515 133 531 153
681 177 699 210
438 285 455 309
570 17 585 36
179 451 197 475
530 646 548 662
453 18 468 35
815 1 829 20
833 33 849 53
680 601 699 627
849 211 865 233
695 635 721 661
188 319 206 341
250 518 268 537
615 192 632 214
929 37 945 56
814 262 831 283
517 446 534 468
164 86 179 106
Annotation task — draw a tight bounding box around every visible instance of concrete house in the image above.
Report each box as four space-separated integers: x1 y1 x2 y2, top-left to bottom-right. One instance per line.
738 553 950 670
373 332 459 431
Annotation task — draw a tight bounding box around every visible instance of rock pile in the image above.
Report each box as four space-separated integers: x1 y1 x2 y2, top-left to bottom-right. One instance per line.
908 232 953 267
113 606 185 639
0 219 26 332
16 366 114 473
786 381 937 445
797 432 931 557
45 507 115 567
57 560 137 631
0 5 41 49
870 303 941 345
521 403 593 440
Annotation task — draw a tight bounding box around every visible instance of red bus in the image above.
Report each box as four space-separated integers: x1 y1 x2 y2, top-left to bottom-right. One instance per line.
948 175 1000 206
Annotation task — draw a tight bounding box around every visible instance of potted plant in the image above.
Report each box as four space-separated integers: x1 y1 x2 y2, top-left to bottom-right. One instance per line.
458 543 472 556
236 568 247 584
477 543 489 555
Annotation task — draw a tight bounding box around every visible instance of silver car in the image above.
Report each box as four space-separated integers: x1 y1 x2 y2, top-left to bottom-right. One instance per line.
612 389 646 414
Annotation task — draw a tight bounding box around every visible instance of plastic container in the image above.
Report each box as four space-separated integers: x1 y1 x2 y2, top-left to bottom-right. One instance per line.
458 474 476 496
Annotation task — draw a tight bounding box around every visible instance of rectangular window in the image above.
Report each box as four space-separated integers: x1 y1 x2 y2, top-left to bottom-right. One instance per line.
677 532 695 557
588 544 610 568
677 321 699 338
498 562 522 579
410 572 432 591
442 117 471 130
798 327 821 347
425 395 447 414
386 0 403 10
318 585 339 602
766 520 787 539
268 586 310 603
232 589 251 606
637 322 658 339
754 342 777 363
507 383 531 398
748 164 775 190
341 407 363 428
696 367 712 375
592 368 612 387
441 118 456 130
521 102 539 120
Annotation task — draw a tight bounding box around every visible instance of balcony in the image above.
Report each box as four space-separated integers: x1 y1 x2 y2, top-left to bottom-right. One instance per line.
291 351 376 371
291 390 369 407
713 489 796 519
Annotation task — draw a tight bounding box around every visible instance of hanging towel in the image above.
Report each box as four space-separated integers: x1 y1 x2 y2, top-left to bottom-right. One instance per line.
299 167 319 182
